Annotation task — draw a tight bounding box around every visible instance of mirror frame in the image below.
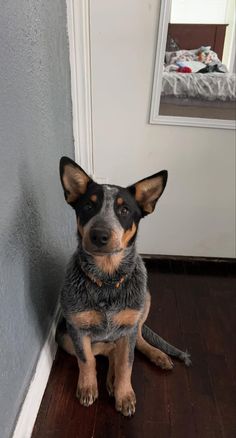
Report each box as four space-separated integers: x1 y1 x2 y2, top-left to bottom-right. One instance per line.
149 0 235 130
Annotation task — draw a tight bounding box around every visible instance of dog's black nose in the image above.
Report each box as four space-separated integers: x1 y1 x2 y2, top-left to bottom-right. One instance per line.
90 228 111 247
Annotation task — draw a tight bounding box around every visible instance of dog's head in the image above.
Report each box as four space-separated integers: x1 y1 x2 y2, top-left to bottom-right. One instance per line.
60 157 167 256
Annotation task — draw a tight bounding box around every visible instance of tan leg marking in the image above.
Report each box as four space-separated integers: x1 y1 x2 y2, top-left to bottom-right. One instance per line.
69 310 103 329
136 292 173 370
114 336 136 416
58 336 116 396
59 336 116 357
112 309 141 326
59 333 75 355
91 342 116 396
92 341 115 356
76 336 98 407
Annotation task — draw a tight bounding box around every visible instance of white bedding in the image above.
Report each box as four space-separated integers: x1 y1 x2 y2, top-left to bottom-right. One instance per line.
161 72 236 102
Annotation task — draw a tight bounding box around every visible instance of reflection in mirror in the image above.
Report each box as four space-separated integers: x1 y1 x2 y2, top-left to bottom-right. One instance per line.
150 0 236 128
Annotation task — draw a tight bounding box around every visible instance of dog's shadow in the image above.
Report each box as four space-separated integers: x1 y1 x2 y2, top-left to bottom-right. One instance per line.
3 163 74 347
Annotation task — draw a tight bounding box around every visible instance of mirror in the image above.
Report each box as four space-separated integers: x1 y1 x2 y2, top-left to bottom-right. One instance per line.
150 0 236 129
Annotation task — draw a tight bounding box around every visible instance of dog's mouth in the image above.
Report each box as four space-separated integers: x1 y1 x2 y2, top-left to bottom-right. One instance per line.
84 247 123 257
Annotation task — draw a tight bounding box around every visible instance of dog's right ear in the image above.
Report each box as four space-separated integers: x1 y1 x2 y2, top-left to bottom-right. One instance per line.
59 157 92 206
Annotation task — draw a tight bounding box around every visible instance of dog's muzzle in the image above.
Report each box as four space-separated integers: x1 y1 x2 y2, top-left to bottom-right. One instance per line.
89 227 112 248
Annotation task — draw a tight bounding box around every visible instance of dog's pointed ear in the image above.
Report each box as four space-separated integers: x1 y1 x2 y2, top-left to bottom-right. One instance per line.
59 157 92 205
128 170 168 216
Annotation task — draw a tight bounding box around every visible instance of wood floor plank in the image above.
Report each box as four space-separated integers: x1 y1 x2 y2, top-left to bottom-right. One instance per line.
161 280 197 438
32 259 236 438
212 291 236 385
175 269 224 438
194 273 236 438
206 353 236 438
92 357 121 438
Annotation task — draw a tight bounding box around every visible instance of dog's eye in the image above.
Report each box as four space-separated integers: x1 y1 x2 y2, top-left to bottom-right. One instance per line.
119 206 130 216
83 202 93 211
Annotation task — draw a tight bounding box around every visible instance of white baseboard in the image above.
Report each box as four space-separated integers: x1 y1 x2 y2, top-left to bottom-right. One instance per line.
12 307 61 438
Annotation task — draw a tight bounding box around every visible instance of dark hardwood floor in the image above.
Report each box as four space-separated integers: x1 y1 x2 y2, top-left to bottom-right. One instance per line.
32 259 236 438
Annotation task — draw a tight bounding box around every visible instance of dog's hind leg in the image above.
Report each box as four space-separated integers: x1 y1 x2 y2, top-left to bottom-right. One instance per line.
55 316 76 355
56 318 113 354
142 325 191 366
136 292 174 370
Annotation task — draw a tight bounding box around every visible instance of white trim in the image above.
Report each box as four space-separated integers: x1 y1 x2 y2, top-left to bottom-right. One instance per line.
149 0 236 130
151 115 236 130
66 0 94 175
228 16 236 73
149 0 171 124
12 307 60 438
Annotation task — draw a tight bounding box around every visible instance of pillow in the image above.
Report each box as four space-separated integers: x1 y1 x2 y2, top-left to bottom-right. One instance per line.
165 49 197 66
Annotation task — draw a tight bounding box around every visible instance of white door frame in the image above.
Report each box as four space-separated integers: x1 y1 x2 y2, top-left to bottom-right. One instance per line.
66 0 94 176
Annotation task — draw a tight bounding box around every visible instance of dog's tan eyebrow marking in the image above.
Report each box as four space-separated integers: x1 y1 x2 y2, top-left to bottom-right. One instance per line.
90 194 97 202
122 222 137 248
69 310 103 328
112 309 140 326
116 197 124 205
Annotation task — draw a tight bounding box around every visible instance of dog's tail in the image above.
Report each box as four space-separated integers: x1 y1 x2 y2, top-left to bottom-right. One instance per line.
142 324 192 367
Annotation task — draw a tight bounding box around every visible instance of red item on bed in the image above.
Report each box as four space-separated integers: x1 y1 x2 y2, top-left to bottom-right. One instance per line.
177 66 192 73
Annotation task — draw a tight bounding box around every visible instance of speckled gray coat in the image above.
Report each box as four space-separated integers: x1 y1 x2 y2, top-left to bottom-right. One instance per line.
60 242 147 347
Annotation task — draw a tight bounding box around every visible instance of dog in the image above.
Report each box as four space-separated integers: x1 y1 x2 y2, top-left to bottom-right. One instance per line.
56 157 191 417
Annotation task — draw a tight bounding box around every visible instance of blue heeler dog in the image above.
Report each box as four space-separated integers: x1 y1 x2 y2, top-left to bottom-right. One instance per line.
56 157 191 417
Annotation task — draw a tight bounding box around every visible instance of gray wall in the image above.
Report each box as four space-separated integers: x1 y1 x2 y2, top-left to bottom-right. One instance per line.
0 1 75 437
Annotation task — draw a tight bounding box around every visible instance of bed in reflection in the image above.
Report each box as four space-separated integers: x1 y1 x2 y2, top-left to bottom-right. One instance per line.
159 23 236 120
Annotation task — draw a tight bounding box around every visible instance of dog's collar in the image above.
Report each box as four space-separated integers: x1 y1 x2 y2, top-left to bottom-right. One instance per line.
80 265 128 289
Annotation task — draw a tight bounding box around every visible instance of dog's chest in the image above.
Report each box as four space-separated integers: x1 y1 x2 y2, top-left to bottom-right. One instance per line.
94 309 134 342
70 307 141 342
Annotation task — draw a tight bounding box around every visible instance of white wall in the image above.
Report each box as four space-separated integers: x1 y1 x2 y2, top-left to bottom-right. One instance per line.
222 0 236 69
90 0 235 258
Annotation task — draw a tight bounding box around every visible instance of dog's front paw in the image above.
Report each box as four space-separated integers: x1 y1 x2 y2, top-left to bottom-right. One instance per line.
151 351 174 370
115 390 136 416
76 384 98 407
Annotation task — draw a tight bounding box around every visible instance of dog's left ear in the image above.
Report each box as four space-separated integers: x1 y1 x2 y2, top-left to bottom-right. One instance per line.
59 156 92 205
128 170 168 216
